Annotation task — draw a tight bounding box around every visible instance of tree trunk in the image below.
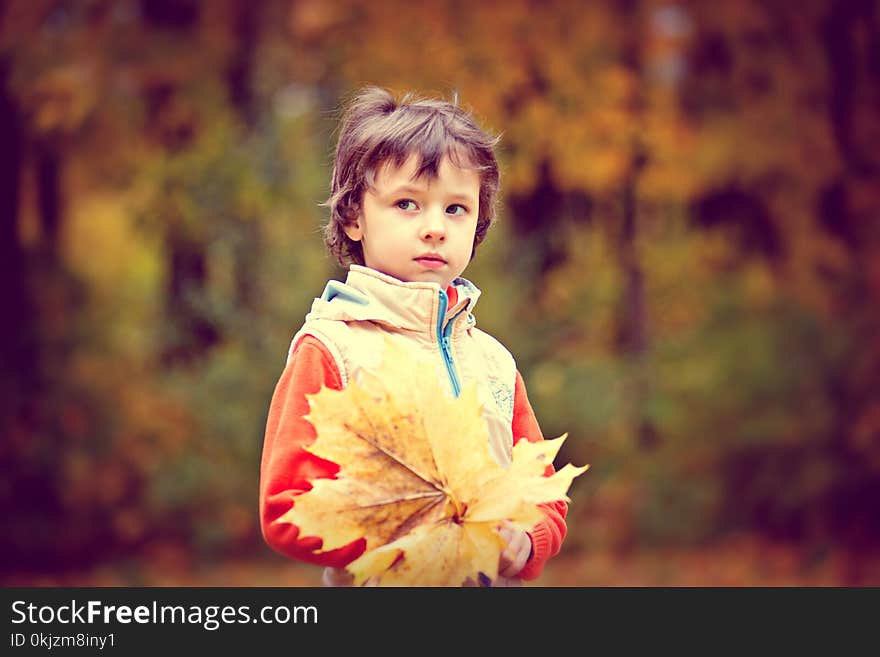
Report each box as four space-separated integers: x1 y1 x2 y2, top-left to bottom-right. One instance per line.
615 166 646 357
0 56 35 384
163 218 220 365
35 137 63 261
616 148 657 451
506 160 566 279
228 0 261 312
227 0 258 126
615 1 655 450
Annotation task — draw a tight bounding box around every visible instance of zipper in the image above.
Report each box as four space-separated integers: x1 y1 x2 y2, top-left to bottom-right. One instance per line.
437 289 463 397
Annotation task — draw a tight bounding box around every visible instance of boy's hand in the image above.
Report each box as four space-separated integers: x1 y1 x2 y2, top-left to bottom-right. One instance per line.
497 522 532 578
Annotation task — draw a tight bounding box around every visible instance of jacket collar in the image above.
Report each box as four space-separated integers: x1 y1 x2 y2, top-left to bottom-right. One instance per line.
307 265 480 333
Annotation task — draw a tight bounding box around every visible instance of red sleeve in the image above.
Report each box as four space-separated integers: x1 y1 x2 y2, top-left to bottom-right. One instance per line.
259 335 366 566
510 369 569 581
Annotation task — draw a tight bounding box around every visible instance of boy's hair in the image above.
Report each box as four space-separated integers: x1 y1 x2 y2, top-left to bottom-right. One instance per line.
322 86 501 267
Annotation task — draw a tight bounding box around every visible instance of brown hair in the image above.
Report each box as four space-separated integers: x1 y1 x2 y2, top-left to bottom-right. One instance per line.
322 86 501 267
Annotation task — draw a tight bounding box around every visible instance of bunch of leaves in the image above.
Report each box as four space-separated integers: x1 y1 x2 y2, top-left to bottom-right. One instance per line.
281 338 588 586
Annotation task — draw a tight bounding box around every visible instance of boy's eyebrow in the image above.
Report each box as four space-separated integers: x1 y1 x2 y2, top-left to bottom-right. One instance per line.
384 184 477 203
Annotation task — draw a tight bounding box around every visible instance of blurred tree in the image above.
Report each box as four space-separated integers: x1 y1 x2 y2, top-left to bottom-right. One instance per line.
0 0 327 569
674 0 880 553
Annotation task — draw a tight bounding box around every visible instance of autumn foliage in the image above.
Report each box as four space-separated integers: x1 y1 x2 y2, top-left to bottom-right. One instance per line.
1 0 879 585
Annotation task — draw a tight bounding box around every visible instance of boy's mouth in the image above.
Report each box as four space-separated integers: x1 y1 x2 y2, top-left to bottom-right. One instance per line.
414 254 446 270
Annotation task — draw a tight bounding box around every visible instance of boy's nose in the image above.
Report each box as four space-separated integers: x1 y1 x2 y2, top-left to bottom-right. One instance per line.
419 211 446 242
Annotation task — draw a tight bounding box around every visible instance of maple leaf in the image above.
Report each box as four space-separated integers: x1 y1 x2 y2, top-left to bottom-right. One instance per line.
279 337 588 586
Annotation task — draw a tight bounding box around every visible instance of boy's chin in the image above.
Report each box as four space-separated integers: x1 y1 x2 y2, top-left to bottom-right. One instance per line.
365 263 462 289
383 267 459 289
409 270 460 289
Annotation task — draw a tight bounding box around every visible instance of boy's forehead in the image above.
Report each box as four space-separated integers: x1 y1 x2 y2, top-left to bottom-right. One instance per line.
372 152 480 190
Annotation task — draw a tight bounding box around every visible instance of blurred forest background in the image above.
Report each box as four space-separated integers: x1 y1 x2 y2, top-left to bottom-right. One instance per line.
2 0 879 586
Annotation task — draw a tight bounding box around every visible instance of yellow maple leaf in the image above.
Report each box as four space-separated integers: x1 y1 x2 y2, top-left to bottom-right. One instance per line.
279 337 588 586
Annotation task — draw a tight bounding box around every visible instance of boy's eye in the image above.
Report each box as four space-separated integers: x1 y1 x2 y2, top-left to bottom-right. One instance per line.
446 204 468 216
396 199 417 211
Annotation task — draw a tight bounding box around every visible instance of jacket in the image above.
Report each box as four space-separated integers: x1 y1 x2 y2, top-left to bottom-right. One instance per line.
259 265 568 583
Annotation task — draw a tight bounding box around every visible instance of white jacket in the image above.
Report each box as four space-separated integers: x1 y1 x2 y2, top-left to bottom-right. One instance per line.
288 265 518 468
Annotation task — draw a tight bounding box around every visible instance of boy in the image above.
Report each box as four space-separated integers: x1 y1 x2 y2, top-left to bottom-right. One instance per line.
259 87 568 586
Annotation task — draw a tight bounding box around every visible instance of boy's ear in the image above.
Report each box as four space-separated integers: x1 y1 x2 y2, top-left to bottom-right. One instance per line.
343 212 363 242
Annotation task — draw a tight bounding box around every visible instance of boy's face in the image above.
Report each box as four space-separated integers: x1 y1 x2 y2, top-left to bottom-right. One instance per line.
344 154 480 290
